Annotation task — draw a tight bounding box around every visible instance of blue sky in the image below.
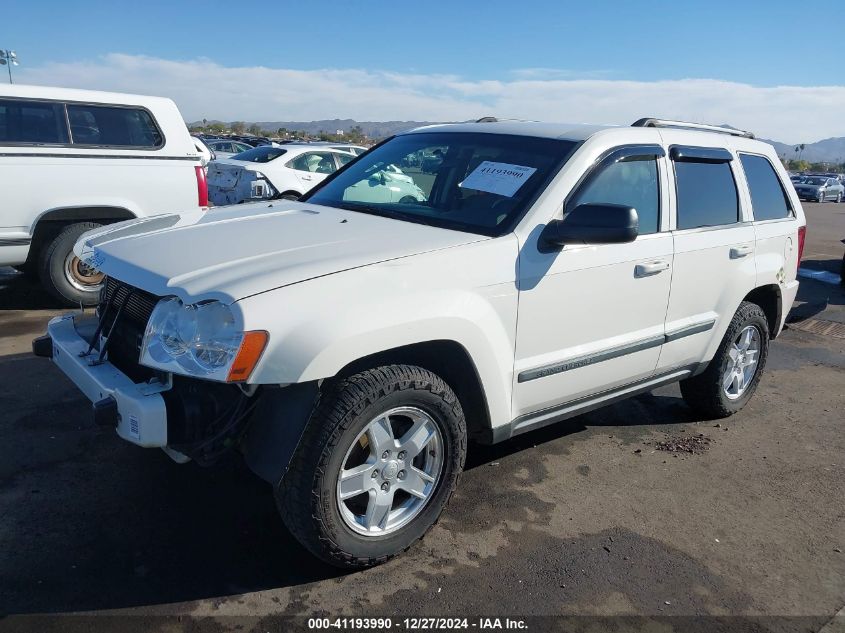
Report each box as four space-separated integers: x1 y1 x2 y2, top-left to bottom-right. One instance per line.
4 1 844 141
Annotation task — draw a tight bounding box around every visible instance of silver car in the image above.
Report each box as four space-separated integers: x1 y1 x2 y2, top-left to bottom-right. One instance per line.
793 176 844 203
205 139 253 159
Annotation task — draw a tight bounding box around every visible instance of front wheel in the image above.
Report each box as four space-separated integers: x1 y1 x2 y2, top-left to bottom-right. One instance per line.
680 301 770 419
836 192 842 203
276 365 467 568
38 222 105 306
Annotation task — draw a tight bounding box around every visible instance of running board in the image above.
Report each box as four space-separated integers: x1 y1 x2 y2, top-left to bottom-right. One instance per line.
491 367 696 443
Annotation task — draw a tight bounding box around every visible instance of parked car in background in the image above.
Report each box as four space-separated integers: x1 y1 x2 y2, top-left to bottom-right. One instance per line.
205 138 253 159
0 84 206 305
36 117 804 567
793 176 844 202
305 142 369 156
207 145 359 205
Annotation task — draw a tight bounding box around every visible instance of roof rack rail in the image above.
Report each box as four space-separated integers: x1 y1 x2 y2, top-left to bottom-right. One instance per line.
476 116 498 123
631 118 755 139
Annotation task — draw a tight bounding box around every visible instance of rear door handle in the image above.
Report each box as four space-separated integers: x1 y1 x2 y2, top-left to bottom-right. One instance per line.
730 245 753 259
301 174 313 181
634 260 670 277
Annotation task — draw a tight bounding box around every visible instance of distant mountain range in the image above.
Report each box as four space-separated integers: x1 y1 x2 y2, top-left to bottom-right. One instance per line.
191 118 845 163
760 137 845 163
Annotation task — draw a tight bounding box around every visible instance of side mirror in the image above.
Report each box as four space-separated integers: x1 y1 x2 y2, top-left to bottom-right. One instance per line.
542 203 638 248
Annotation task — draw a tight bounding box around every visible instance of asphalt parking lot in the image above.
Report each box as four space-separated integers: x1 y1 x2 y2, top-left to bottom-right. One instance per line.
1 203 843 631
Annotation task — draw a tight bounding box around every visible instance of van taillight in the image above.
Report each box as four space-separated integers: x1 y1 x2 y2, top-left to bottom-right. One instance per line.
797 225 806 270
195 165 209 208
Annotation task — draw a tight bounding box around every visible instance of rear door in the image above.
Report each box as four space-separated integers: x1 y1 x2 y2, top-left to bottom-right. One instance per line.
737 152 800 335
288 151 338 191
656 140 757 372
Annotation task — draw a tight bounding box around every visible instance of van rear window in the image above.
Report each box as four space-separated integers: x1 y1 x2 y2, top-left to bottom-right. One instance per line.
67 104 163 148
0 99 69 144
0 99 164 149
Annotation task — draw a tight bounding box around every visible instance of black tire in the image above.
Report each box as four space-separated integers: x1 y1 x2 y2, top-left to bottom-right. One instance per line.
279 193 300 201
276 365 467 569
38 222 104 307
680 301 770 419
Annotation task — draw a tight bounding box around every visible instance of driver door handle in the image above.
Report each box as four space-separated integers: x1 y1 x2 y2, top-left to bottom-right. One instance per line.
301 174 313 181
634 260 670 278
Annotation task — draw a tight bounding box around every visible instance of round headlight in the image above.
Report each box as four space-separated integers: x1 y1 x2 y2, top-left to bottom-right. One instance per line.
190 302 241 371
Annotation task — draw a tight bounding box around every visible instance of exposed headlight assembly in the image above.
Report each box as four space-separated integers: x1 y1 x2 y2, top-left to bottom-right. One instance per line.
140 297 267 382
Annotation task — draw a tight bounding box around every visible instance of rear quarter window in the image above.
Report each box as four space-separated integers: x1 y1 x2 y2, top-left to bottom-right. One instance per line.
66 104 163 148
739 154 792 221
675 161 739 229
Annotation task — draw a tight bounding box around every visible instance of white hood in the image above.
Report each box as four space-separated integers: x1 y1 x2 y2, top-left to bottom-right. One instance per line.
75 202 485 304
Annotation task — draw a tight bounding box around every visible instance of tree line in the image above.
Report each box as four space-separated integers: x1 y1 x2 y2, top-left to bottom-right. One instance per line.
187 120 368 143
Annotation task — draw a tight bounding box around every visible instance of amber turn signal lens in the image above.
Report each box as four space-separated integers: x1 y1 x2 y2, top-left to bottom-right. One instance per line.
226 331 268 382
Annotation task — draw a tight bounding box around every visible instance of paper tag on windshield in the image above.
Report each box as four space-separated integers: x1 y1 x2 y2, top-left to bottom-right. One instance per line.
459 161 537 197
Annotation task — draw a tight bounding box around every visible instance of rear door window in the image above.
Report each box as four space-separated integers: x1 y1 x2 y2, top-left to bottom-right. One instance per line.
66 104 163 148
675 161 739 229
288 152 338 174
739 154 792 221
0 99 69 144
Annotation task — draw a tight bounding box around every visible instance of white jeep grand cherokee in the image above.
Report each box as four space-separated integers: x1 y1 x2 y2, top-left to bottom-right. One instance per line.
34 118 805 568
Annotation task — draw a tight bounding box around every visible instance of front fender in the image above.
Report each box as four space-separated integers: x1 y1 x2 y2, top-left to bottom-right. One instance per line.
238 237 519 431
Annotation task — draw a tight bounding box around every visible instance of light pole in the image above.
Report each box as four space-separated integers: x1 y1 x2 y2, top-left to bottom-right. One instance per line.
0 50 19 83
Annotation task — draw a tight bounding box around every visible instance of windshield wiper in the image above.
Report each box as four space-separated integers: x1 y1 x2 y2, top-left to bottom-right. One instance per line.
333 201 411 221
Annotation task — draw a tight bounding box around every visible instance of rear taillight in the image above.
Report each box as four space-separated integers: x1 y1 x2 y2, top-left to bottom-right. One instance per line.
195 165 209 208
796 225 806 271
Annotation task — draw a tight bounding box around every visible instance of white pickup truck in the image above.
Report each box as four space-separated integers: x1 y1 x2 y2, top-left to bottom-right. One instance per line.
34 118 804 568
0 84 206 305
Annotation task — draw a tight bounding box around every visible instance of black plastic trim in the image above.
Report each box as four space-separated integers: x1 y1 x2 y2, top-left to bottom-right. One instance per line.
0 237 31 246
669 145 733 163
518 335 664 383
518 319 716 383
498 366 699 442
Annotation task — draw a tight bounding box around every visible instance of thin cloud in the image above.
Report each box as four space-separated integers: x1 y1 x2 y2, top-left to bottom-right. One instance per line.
16 53 845 143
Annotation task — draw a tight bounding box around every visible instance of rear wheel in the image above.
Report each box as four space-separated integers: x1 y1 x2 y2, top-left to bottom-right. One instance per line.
38 222 104 306
276 365 466 568
680 301 770 419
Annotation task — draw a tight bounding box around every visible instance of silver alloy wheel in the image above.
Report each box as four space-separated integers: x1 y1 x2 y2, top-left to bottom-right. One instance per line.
336 406 444 536
63 252 105 294
837 193 842 203
722 325 761 400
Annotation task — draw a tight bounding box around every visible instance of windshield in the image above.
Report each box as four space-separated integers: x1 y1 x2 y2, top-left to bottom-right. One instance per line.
230 146 287 163
804 177 827 185
305 132 578 236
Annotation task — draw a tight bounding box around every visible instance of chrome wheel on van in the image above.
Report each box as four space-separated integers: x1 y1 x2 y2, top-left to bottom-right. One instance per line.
336 406 444 536
64 252 105 294
722 325 761 400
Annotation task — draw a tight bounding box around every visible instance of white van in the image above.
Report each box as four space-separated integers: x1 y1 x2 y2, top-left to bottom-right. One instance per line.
0 84 206 305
